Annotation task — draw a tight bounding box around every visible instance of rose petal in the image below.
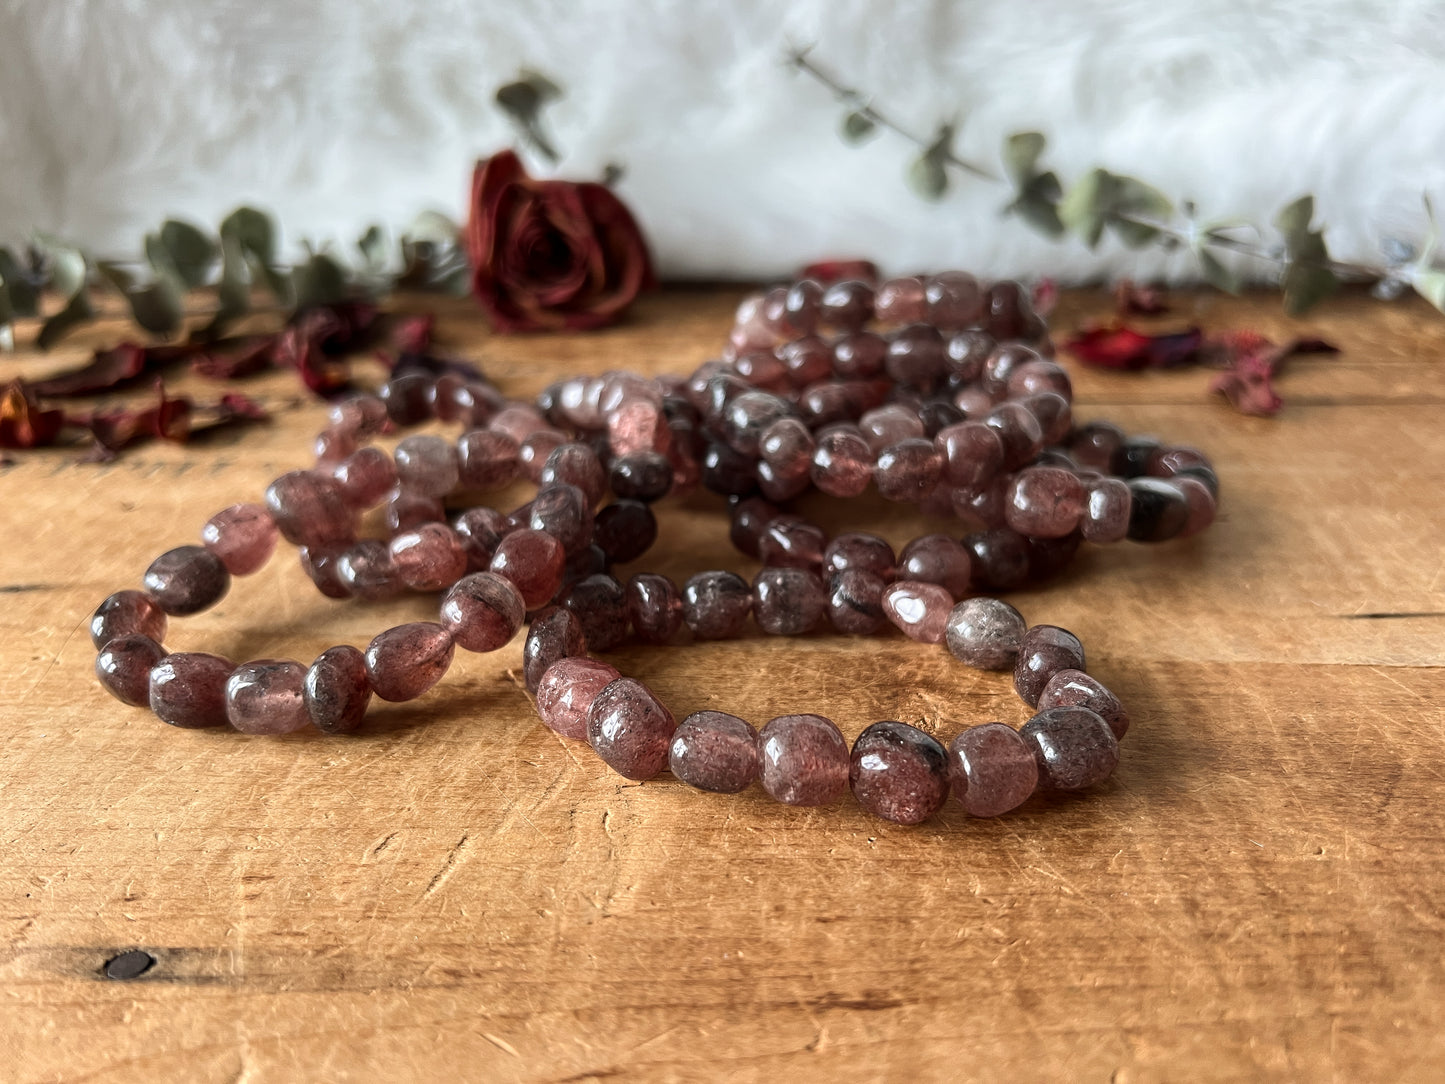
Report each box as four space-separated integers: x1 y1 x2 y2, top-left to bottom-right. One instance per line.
0 380 67 448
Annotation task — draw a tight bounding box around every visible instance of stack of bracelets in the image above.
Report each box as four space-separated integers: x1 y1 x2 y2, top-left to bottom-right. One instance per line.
90 272 1218 826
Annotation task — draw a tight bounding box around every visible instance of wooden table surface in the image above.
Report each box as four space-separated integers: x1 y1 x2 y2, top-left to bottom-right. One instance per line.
2 286 1443 1082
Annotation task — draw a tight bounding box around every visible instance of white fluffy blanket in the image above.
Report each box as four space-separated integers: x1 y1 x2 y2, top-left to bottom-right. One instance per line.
2 0 1443 282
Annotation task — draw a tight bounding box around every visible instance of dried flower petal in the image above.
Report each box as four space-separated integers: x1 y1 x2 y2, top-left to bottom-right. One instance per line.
1114 279 1169 315
1065 323 1202 370
0 380 66 448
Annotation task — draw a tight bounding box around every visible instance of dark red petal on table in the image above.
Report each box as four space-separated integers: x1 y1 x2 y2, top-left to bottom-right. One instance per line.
31 342 155 397
0 380 67 448
1114 279 1170 315
1065 323 1203 370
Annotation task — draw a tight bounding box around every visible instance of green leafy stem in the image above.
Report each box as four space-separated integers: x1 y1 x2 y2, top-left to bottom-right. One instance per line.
788 46 1445 317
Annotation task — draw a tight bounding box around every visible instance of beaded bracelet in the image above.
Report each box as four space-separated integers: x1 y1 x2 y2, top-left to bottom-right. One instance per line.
88 271 1214 825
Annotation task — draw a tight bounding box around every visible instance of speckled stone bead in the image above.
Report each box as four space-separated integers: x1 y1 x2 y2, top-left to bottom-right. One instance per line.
300 546 350 599
820 279 874 330
95 634 167 706
489 529 566 609
1021 390 1071 445
380 372 434 425
898 535 972 598
388 523 468 592
586 678 676 779
90 590 167 651
453 507 514 570
541 443 608 506
811 426 874 498
984 402 1045 469
522 606 588 692
264 470 357 549
1127 478 1190 542
625 573 684 645
682 570 753 639
536 657 621 740
530 483 593 554
925 271 983 329
517 429 568 482
832 331 888 379
440 572 525 652
1003 466 1086 539
948 723 1039 817
875 438 944 501
758 517 827 570
874 276 927 324
560 574 629 652
328 394 389 437
885 324 947 389
1069 421 1125 472
336 540 403 601
457 430 520 490
759 713 850 806
364 622 454 702
385 490 445 534
944 597 1027 670
728 496 780 558
1014 624 1087 707
963 528 1031 591
1175 476 1218 538
1020 706 1119 790
1082 478 1132 543
827 569 887 635
669 711 761 793
935 421 1005 489
859 404 925 453
148 652 234 729
143 545 231 616
1038 669 1129 739
226 659 311 735
304 645 372 733
201 503 277 575
849 720 951 824
394 434 459 498
822 532 896 580
609 451 673 502
594 500 657 564
752 567 826 635
882 581 954 643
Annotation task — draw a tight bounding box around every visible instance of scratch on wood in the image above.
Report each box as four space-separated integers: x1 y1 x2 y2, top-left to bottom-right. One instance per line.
482 1032 521 1058
365 832 398 861
420 835 473 900
0 583 51 593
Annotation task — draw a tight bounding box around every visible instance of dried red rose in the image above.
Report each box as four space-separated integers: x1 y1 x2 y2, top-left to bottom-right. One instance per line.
1066 323 1203 370
466 150 655 332
0 380 66 449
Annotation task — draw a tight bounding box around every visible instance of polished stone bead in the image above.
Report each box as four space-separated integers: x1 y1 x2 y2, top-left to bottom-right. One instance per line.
945 330 994 382
850 720 951 824
822 532 896 580
820 279 874 330
1005 466 1086 538
95 634 167 706
875 276 927 324
226 659 310 735
963 528 1032 590
1176 476 1218 538
984 402 1045 469
756 456 811 502
885 324 947 389
1022 390 1072 445
560 542 609 595
91 590 167 651
944 597 1027 670
1038 668 1129 740
984 281 1030 340
779 334 833 386
389 523 468 592
728 496 780 558
586 678 676 779
783 279 824 334
265 470 357 549
332 447 398 509
701 441 757 497
758 517 827 571
1020 706 1120 790
832 331 888 378
365 622 454 702
536 657 621 740
626 573 684 644
670 711 761 793
201 503 277 576
457 429 521 490
752 567 826 635
1112 436 1162 478
608 398 672 456
732 350 788 390
1006 359 1072 399
490 528 566 609
380 372 434 425
1082 478 1132 543
898 535 972 598
982 343 1041 396
440 571 525 652
1027 531 1084 581
560 574 629 652
489 403 551 444
882 581 954 643
144 545 231 616
873 438 943 502
299 546 351 599
760 417 815 474
610 451 673 502
1127 478 1190 542
148 652 234 728
522 606 589 692
336 540 404 601
925 271 984 329
594 500 657 564
918 398 964 437
721 391 791 457
453 507 515 570
682 570 753 639
948 723 1039 816
304 645 372 733
385 490 445 534
529 483 593 554
935 421 1005 488
811 425 874 498
541 443 607 506
328 394 389 437
759 713 850 806
394 434 459 498
1069 420 1126 473
517 428 569 483
1014 624 1086 707
827 569 887 634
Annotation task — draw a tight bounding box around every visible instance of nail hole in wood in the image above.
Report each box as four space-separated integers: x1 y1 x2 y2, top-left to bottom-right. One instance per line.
103 950 156 980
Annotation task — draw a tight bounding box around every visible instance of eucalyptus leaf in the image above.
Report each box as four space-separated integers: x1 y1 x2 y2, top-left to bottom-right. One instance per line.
1003 131 1046 189
1110 175 1173 220
292 253 349 311
96 261 138 294
1007 172 1065 238
47 246 88 298
841 110 877 144
1059 169 1108 248
1273 195 1315 245
1413 268 1445 312
1281 262 1338 316
358 224 387 271
0 281 13 327
37 290 95 350
1198 247 1242 294
407 210 461 246
495 70 563 164
907 123 955 201
220 206 277 266
1110 218 1160 249
202 237 253 338
127 278 185 335
0 248 38 316
158 219 218 289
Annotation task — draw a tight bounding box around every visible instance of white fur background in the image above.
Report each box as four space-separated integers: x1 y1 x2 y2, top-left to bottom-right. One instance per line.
2 0 1444 282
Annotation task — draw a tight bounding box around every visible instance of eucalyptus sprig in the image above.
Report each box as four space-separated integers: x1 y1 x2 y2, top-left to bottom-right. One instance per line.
788 46 1442 317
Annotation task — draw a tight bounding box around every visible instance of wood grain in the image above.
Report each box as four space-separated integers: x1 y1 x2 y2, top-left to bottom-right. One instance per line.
2 287 1443 1082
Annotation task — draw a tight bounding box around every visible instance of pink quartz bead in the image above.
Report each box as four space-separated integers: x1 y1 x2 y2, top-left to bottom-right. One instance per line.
1014 625 1086 707
394 434 459 499
490 529 566 609
95 634 167 706
811 426 874 498
457 430 521 490
313 426 357 467
1020 706 1119 791
144 546 230 616
440 572 526 652
875 276 927 324
518 429 569 483
760 417 815 474
758 713 850 806
956 478 1011 532
542 443 608 507
264 470 357 549
454 507 515 569
849 720 951 825
332 447 398 509
201 503 277 576
827 569 888 634
226 659 311 735
1038 669 1129 740
779 335 833 387
529 483 594 555
148 652 234 729
1176 476 1218 538
823 532 896 580
1070 421 1126 473
752 567 826 635
385 490 445 534
948 723 1039 817
90 589 167 651
608 399 670 457
1006 359 1073 400
626 573 684 645
874 438 943 502
945 330 994 381
881 581 954 643
859 404 925 453
1082 478 1132 543
523 606 588 691
489 404 549 444
897 535 972 598
336 540 404 601
945 597 1027 670
925 271 984 329
389 523 468 592
328 394 388 438
1005 467 1086 539
885 324 947 389
1021 391 1072 446
536 656 621 740
304 645 372 733
832 332 888 378
669 711 761 793
682 570 753 639
984 402 1045 469
300 545 351 599
559 573 629 652
758 517 827 571
586 677 676 780
364 622 454 702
